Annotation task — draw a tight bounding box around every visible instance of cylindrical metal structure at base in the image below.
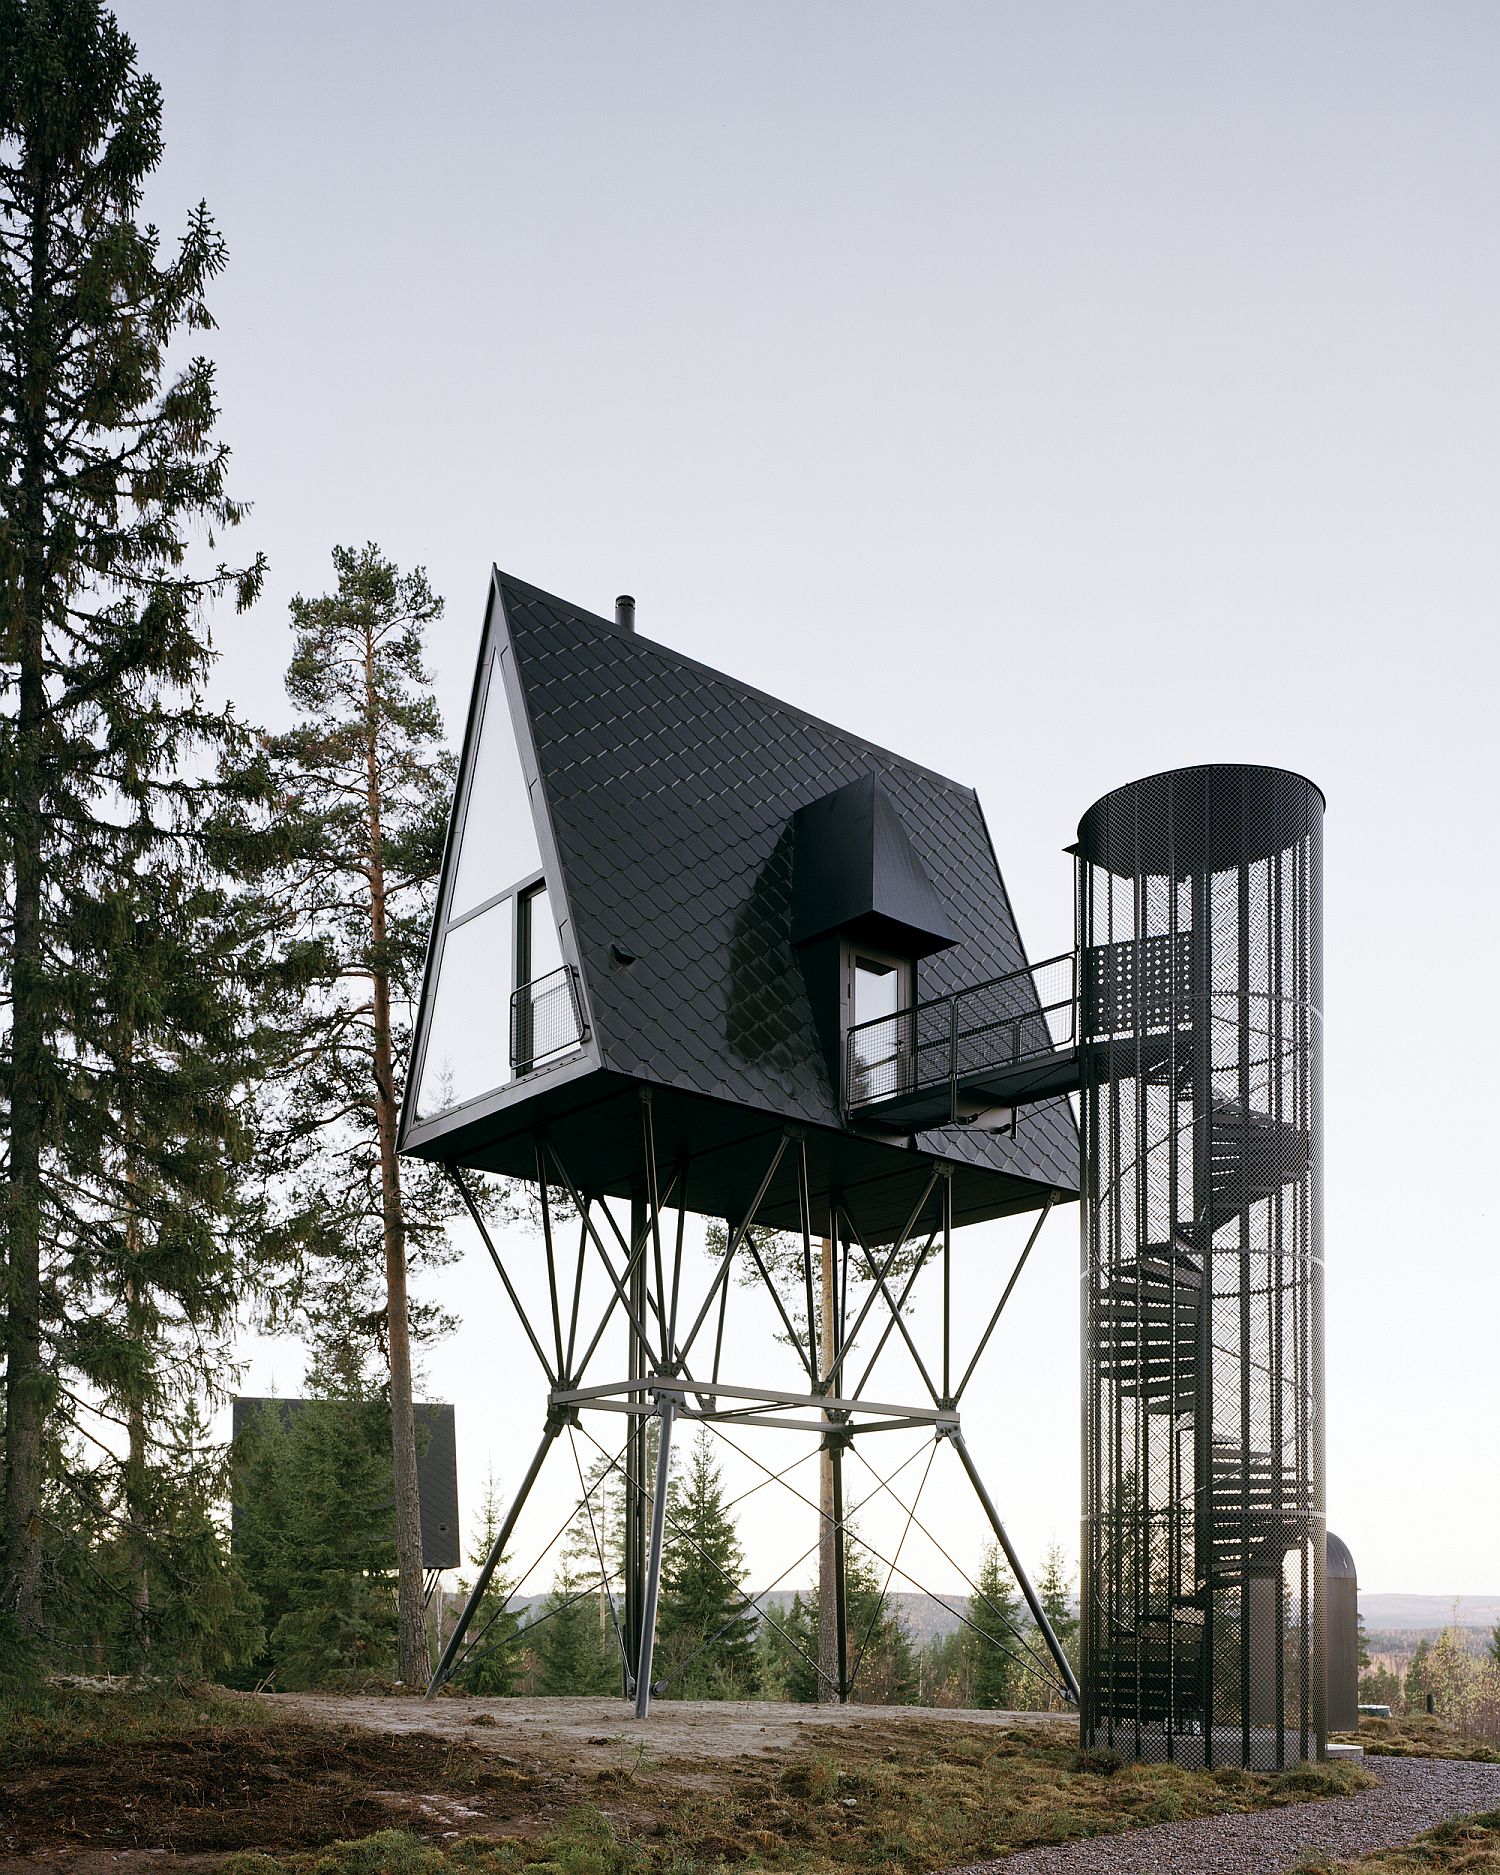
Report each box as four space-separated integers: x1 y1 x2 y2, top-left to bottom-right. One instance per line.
1077 765 1325 1767
1326 1533 1358 1735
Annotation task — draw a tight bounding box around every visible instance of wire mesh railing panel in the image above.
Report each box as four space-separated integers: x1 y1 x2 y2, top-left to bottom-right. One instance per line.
509 964 586 1071
844 952 1076 1111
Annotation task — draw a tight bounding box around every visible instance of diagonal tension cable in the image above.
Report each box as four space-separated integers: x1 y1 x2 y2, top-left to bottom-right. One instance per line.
845 1438 1064 1691
846 1437 936 1695
568 1422 630 1673
573 1419 834 1698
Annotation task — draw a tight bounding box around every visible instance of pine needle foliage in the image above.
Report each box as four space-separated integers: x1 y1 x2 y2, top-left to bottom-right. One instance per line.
655 1430 757 1698
451 1468 522 1696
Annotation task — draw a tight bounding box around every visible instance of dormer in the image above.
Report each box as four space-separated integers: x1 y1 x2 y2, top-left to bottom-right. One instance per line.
790 774 960 1108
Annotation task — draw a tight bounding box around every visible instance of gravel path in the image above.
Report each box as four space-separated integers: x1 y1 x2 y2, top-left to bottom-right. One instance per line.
940 1757 1500 1875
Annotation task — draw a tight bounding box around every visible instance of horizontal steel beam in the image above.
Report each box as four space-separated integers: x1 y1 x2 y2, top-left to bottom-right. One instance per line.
559 1397 939 1438
551 1374 958 1427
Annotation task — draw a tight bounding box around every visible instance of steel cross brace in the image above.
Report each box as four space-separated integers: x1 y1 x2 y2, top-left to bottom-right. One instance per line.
431 1126 1073 1712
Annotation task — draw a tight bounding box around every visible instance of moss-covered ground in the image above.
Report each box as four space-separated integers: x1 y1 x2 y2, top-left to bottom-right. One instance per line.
0 1683 1377 1874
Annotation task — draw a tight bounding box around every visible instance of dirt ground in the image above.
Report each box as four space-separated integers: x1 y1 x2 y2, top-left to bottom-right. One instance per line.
0 1691 1072 1872
279 1689 1065 1768
2 1692 1383 1875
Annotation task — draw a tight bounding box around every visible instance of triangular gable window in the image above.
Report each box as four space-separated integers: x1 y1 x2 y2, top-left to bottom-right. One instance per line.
413 649 578 1122
448 659 540 919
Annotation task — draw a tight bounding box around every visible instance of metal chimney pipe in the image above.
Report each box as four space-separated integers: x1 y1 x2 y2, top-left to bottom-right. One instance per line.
615 594 636 633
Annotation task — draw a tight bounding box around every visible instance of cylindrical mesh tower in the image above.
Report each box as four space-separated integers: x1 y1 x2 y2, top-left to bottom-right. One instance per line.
1077 765 1324 1767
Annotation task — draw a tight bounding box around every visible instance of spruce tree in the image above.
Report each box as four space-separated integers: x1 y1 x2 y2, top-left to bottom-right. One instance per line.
1037 1542 1077 1650
656 1431 757 1698
702 1222 924 1704
844 1539 916 1704
452 1468 522 1695
532 1549 616 1696
0 0 266 1647
969 1543 1024 1709
249 543 458 1687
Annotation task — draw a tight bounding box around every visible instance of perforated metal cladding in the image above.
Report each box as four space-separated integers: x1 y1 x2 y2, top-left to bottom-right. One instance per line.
498 577 1078 1192
1078 767 1324 1768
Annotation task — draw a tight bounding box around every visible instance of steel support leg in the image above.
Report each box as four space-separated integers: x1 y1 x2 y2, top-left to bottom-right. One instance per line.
951 1426 1081 1704
830 1433 850 1702
425 1420 561 1698
633 1392 679 1719
625 1193 648 1694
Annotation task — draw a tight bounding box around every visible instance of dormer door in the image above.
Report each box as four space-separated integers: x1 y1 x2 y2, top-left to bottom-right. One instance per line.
844 946 913 1106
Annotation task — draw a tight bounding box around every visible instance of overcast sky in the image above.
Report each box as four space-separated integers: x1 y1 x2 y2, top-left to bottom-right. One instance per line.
118 0 1499 1605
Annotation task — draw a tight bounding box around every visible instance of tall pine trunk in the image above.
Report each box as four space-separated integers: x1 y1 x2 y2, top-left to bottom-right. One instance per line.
2 172 53 1639
122 1041 150 1667
363 628 427 1687
124 1289 150 1666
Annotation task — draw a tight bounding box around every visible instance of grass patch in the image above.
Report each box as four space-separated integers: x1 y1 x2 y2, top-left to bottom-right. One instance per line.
1334 1714 1500 1763
0 1687 1376 1874
1291 1808 1500 1873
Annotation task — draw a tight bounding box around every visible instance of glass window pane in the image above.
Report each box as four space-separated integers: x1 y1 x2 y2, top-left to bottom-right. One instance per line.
521 886 562 986
854 957 902 1026
415 900 513 1118
449 655 541 920
850 957 908 1102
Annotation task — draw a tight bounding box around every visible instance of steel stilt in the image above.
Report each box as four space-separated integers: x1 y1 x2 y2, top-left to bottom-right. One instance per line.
633 1391 679 1718
830 1431 850 1702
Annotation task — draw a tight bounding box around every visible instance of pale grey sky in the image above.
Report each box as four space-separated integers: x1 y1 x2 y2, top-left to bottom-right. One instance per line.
120 0 1499 1601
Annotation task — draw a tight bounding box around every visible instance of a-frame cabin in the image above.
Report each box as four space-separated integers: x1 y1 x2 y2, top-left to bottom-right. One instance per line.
399 569 1078 1241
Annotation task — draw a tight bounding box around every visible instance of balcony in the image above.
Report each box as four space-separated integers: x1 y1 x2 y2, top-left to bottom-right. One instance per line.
845 953 1081 1131
509 964 587 1075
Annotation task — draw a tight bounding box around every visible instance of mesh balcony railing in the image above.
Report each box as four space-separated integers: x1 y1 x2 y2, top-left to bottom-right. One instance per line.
509 964 586 1073
845 952 1077 1114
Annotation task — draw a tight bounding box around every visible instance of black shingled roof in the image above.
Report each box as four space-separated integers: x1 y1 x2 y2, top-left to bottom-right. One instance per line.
400 571 1078 1238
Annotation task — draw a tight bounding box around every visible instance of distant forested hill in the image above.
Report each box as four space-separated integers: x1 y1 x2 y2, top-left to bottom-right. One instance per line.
1359 1593 1500 1631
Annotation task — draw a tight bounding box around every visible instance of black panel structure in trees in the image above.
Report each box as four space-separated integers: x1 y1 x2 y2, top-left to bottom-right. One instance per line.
400 572 1082 1716
1076 768 1325 1767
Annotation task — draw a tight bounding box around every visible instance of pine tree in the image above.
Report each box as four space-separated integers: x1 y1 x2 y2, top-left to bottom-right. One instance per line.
1037 1542 1077 1649
655 1431 757 1698
969 1543 1024 1709
1488 1620 1500 1671
532 1549 616 1696
0 0 266 1648
248 544 458 1687
452 1468 522 1696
